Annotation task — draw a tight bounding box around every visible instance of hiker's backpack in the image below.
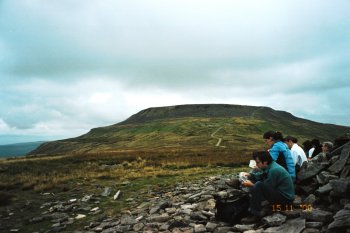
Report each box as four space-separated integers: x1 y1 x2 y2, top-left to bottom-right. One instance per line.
214 194 249 224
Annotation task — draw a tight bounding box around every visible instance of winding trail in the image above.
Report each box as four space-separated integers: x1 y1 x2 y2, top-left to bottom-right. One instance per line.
211 127 224 147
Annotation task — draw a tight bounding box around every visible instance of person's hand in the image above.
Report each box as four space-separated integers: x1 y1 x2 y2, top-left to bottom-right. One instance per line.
242 180 254 187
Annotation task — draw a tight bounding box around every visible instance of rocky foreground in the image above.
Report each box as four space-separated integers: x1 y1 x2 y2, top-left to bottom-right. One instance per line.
5 144 350 233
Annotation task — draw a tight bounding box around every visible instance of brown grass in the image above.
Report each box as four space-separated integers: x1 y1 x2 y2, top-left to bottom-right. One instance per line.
0 148 250 193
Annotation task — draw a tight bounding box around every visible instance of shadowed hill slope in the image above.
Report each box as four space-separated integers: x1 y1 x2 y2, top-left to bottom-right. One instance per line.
29 104 350 156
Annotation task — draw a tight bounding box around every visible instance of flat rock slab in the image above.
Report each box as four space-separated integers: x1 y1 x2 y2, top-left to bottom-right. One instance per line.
316 171 338 185
328 146 350 174
262 213 287 226
316 183 333 194
328 208 350 231
329 178 350 195
340 165 350 178
300 209 333 222
305 222 324 229
297 163 327 182
263 218 305 233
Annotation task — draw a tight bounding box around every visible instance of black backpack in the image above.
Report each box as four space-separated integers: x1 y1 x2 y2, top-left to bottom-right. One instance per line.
215 194 249 224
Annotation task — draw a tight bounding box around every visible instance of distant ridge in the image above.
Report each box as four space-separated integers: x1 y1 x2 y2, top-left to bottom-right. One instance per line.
0 141 45 158
29 104 350 156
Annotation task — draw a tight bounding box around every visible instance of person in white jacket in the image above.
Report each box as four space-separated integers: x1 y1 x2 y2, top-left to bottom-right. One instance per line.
284 136 308 172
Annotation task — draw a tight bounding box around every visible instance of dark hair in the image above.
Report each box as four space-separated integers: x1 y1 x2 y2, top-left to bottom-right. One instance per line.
284 135 298 143
311 139 321 147
263 131 284 141
302 140 313 153
252 151 273 164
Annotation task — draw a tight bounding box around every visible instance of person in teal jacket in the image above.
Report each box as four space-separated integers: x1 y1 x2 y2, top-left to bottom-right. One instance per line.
241 151 295 217
263 131 296 180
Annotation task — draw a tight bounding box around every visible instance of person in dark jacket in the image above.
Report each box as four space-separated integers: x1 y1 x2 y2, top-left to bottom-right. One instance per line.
241 151 295 217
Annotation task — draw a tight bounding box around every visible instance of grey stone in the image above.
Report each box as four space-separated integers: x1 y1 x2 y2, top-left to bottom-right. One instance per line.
302 229 320 233
329 155 339 164
159 223 170 231
120 216 137 225
330 142 350 156
328 208 350 230
194 224 206 233
339 146 350 160
262 213 287 226
244 230 263 233
316 171 338 185
329 177 350 195
190 211 208 221
201 210 215 217
149 206 161 214
316 183 333 194
263 218 305 233
341 165 350 178
305 222 324 229
101 225 130 233
328 147 350 174
165 207 177 214
298 184 317 194
29 216 48 223
96 221 118 230
303 194 317 205
101 187 112 197
297 163 327 182
293 195 302 206
205 222 217 231
345 203 350 210
214 226 235 233
300 209 333 222
233 224 255 231
189 191 207 200
147 214 171 222
133 222 145 231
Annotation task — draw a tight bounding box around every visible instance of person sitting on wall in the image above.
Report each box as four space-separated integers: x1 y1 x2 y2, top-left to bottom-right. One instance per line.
302 140 313 157
240 151 295 218
311 141 333 163
263 131 296 181
283 136 308 172
308 139 322 160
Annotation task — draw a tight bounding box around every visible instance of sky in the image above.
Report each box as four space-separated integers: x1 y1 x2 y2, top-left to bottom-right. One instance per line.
1 0 350 145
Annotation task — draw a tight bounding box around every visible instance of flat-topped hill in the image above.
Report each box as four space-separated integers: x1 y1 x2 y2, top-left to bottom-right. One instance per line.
29 104 350 156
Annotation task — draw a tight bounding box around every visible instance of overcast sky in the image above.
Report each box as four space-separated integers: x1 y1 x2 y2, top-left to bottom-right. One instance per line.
1 0 350 145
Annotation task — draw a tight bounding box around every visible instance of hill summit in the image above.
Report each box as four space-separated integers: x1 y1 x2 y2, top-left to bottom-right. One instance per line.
29 104 350 156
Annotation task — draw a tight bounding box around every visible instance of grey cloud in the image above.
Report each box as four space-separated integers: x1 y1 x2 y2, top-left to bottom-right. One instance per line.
1 0 350 144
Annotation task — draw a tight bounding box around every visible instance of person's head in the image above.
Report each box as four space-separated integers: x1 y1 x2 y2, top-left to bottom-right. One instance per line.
283 135 297 149
263 131 284 147
252 151 273 169
302 140 313 153
311 139 321 148
322 141 333 153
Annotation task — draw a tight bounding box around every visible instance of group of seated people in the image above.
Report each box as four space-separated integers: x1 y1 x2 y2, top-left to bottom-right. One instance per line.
226 130 336 221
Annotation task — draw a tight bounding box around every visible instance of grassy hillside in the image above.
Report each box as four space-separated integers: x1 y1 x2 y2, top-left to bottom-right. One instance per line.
29 104 350 156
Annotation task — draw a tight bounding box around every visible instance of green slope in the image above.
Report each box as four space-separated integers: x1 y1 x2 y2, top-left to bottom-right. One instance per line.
29 104 350 155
